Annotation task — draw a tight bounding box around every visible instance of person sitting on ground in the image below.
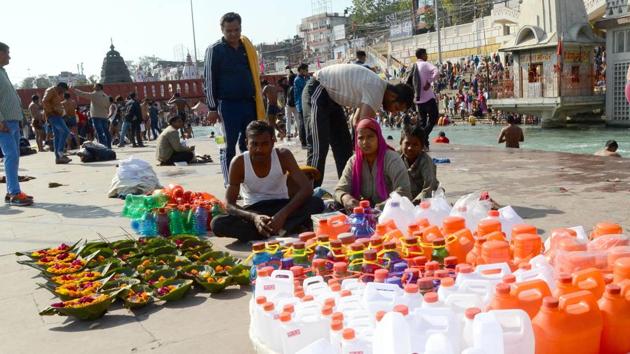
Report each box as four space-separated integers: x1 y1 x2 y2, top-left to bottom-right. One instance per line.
498 115 524 148
211 120 324 241
335 118 411 211
401 125 440 204
433 131 450 144
155 114 195 165
595 140 622 157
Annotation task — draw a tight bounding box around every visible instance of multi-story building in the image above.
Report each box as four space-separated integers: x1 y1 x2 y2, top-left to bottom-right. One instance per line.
259 37 304 73
299 12 348 61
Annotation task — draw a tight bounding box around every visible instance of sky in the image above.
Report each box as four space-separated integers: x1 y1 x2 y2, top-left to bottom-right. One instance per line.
1 0 352 86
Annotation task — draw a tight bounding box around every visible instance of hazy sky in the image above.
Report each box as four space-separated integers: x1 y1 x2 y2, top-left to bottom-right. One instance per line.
2 0 352 85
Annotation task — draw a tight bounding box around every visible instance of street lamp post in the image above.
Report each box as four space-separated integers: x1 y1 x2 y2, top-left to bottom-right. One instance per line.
190 0 199 65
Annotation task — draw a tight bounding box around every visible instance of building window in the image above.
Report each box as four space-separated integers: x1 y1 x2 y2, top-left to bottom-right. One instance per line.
528 63 542 83
613 61 630 121
615 30 625 53
571 65 580 83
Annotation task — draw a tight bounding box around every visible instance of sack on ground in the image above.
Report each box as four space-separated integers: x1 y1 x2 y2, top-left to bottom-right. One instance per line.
108 156 162 198
78 141 116 162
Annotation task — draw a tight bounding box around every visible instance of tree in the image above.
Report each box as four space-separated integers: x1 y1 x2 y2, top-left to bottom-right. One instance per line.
20 76 36 89
349 0 412 26
88 75 100 84
34 76 52 88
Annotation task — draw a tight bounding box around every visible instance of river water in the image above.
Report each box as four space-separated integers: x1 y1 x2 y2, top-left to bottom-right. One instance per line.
194 124 630 156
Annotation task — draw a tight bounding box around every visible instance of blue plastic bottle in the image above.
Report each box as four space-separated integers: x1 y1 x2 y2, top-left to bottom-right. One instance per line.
266 241 284 269
313 235 331 259
349 207 374 239
192 206 208 236
250 242 271 282
140 211 157 237
359 200 378 229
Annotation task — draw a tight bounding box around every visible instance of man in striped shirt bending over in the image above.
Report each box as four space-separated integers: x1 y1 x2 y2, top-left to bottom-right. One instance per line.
302 63 414 187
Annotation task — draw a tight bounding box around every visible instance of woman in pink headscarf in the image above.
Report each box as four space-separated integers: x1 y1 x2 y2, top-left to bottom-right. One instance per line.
334 118 411 211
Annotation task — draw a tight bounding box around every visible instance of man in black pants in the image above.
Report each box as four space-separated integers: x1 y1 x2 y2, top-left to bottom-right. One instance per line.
406 48 439 148
302 64 414 187
211 121 324 241
123 92 144 147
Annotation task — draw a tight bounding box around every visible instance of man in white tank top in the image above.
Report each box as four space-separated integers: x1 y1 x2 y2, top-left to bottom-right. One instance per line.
211 121 324 241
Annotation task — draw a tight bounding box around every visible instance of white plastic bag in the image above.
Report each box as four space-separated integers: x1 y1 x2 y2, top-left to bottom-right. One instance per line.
379 192 415 231
416 188 452 226
450 192 492 231
108 156 162 197
497 206 525 240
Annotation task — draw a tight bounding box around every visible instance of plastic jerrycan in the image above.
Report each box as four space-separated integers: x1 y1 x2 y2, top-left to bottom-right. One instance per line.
477 219 503 238
613 257 630 283
572 268 606 299
514 255 556 291
372 311 412 354
511 279 551 319
258 269 295 300
445 292 483 320
510 224 538 240
481 240 512 268
488 309 535 354
362 282 402 316
512 233 543 266
424 333 456 354
457 262 512 286
409 307 461 354
487 283 520 311
278 311 318 354
472 312 505 354
591 222 623 239
599 284 630 354
533 292 603 354
446 228 475 265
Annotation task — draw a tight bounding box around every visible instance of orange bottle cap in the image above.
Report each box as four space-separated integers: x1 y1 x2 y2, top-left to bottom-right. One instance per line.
255 296 267 305
312 258 327 268
330 283 341 292
496 283 511 294
424 292 438 303
375 269 389 280
426 261 440 271
298 232 316 242
302 295 314 302
488 210 500 217
322 305 333 316
375 310 386 322
420 201 431 209
342 328 355 340
331 319 343 331
542 296 559 308
394 304 409 316
290 266 304 276
465 307 481 319
441 277 455 287
405 284 419 294
263 302 274 311
353 207 365 214
252 242 266 251
350 243 365 252
457 264 473 274
333 262 348 273
503 274 516 284
332 312 344 322
435 270 449 278
340 289 352 297
295 290 305 298
557 273 572 284
282 304 295 313
442 216 466 234
317 234 330 243
279 311 292 322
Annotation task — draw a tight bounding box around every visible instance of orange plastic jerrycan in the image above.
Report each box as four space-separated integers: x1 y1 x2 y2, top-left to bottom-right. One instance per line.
445 228 474 266
484 231 507 242
511 224 538 238
591 222 623 239
442 216 466 235
513 233 543 265
573 268 606 299
487 283 520 311
481 240 511 267
613 257 630 284
598 284 630 354
477 219 502 237
512 279 552 319
316 214 349 240
553 273 579 298
466 236 487 266
533 292 603 354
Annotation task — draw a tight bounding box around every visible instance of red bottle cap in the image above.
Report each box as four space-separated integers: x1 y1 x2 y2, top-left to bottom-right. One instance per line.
424 292 439 303
404 283 419 294
353 207 365 214
255 296 267 305
394 304 409 316
465 307 481 320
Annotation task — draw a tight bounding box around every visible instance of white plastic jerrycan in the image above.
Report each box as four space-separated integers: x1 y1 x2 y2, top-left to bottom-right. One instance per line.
279 311 323 354
513 255 556 291
487 309 535 354
444 292 484 320
457 279 495 307
372 311 412 354
303 276 334 303
255 269 295 300
362 282 402 316
472 312 504 354
424 333 456 354
296 338 338 354
408 307 461 354
456 262 512 286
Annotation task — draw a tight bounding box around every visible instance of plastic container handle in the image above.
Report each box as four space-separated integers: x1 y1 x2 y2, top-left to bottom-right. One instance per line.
475 263 512 277
271 269 294 281
512 279 551 298
303 276 325 288
559 290 598 312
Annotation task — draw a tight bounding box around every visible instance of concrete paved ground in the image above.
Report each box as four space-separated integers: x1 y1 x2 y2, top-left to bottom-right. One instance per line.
1 133 629 354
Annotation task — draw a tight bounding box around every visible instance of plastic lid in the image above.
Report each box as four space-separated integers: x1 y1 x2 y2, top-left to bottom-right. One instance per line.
502 274 516 284
383 240 397 250
342 328 356 340
324 297 336 307
433 238 446 246
257 267 272 277
518 263 532 271
332 312 344 322
606 284 622 295
457 264 473 274
440 277 455 287
330 239 342 248
290 266 304 276
317 234 330 243
465 307 482 320
279 311 292 322
263 302 275 311
405 283 419 294
255 296 267 305
496 283 511 294
418 278 434 289
353 207 365 214
252 242 265 251
419 200 431 209
488 210 500 217
370 235 384 245
375 310 386 322
282 304 295 313
557 273 572 284
424 292 438 303
331 319 343 331
321 305 333 316
403 235 418 245
293 241 306 250
375 224 388 234
294 290 305 298
442 216 466 234
444 256 458 267
408 224 420 234
340 290 352 297
394 304 409 316
350 243 365 252
330 283 341 292
374 269 389 281
412 256 428 266
267 240 280 246
333 262 348 273
338 233 356 245
312 258 327 268
364 249 377 261
298 232 316 242
425 261 440 271
435 270 449 278
543 296 559 308
359 200 370 208
302 295 314 302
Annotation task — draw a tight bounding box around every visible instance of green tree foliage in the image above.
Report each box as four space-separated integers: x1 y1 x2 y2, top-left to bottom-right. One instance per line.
34 76 52 89
349 0 412 25
20 76 36 89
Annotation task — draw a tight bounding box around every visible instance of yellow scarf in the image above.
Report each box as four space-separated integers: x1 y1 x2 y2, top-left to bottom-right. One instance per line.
241 35 265 121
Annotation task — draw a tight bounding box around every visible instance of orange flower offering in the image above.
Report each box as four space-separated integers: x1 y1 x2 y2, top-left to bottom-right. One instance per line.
51 294 109 309
31 243 71 258
52 271 101 285
46 259 86 275
126 290 150 303
156 285 177 297
36 252 77 266
56 281 102 298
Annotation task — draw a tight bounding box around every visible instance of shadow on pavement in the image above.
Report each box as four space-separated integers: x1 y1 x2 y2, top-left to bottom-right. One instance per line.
49 313 138 332
512 205 564 219
223 240 252 253
0 205 24 216
210 286 251 300
30 202 117 219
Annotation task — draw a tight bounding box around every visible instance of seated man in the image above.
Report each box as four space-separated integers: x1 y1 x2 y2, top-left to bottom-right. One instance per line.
211 120 324 242
594 140 622 157
155 114 195 165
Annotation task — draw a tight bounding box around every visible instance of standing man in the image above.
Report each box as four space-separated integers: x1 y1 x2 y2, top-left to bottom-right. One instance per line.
29 95 46 152
302 63 414 187
149 101 161 139
204 12 262 185
124 92 144 148
73 83 111 148
498 115 524 148
406 48 439 148
285 74 298 139
167 92 190 119
261 80 283 138
61 92 78 149
43 82 71 164
0 42 33 206
293 63 309 148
